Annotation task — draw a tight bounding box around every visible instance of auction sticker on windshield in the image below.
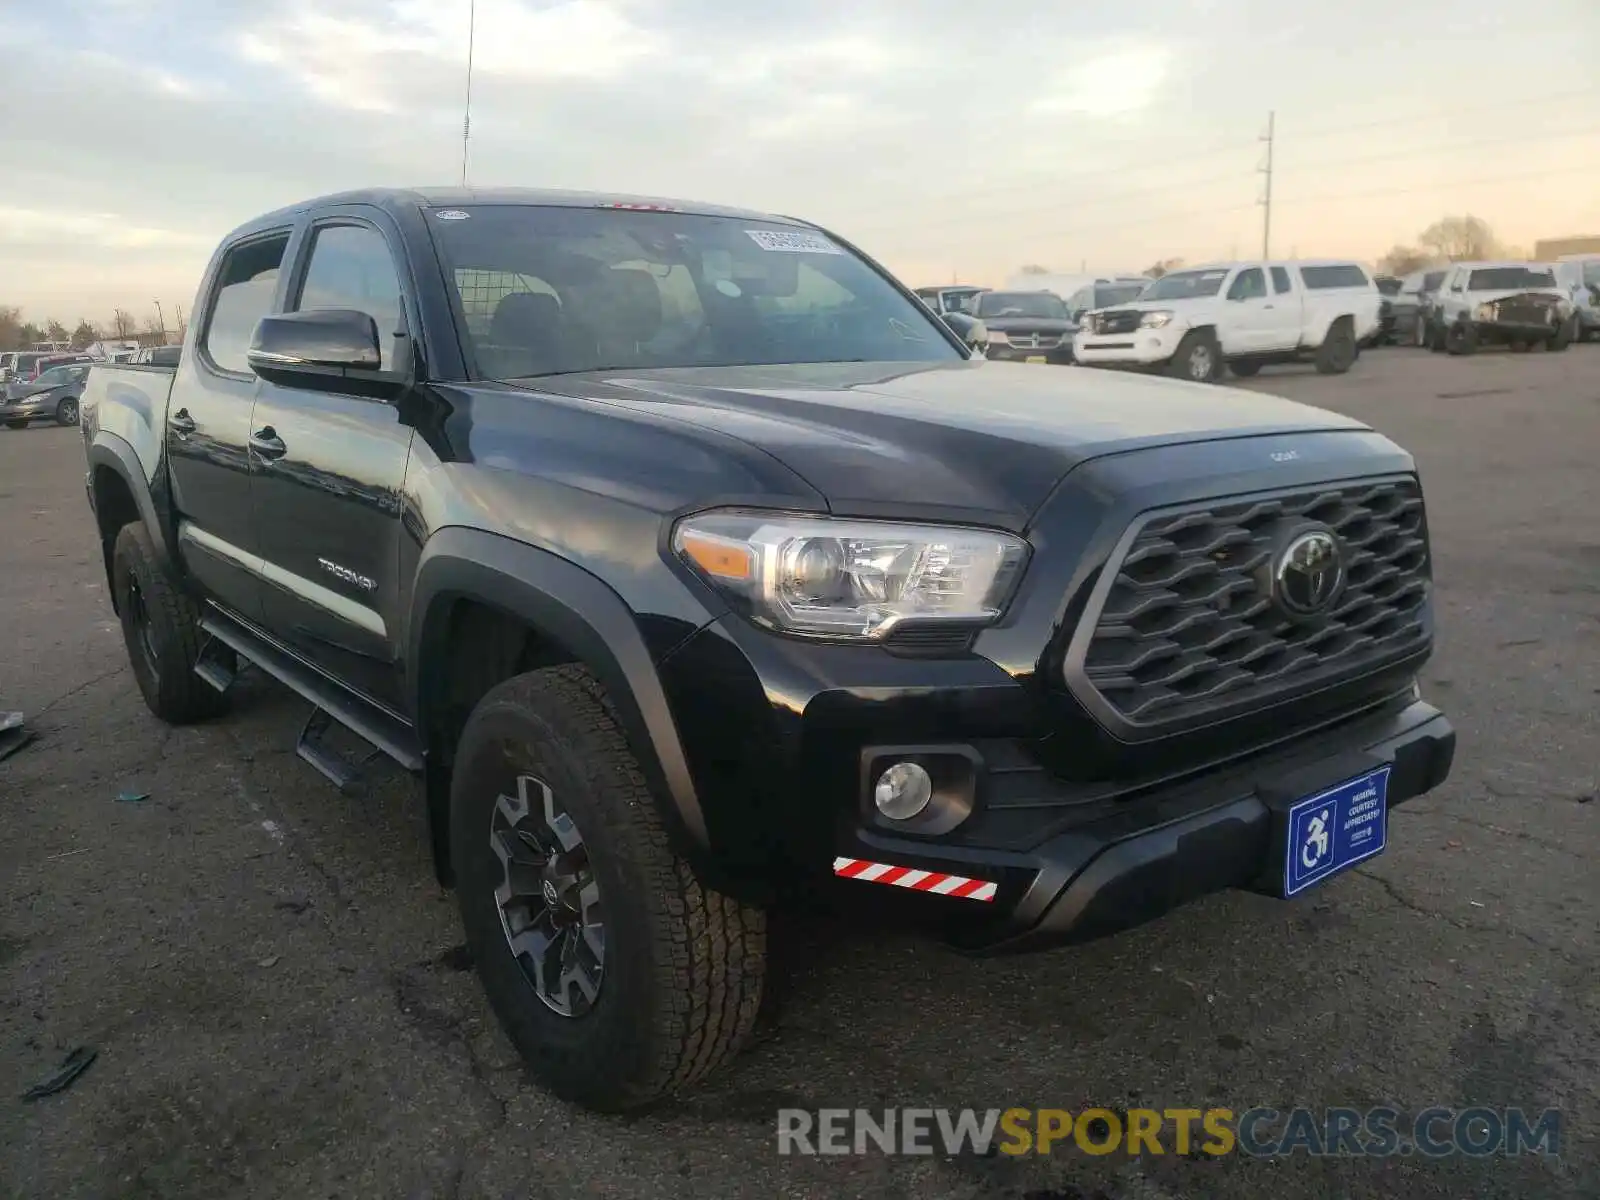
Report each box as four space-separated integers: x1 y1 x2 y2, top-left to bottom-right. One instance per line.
746 230 842 254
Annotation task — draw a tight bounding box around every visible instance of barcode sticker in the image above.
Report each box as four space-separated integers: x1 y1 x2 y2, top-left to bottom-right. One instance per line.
745 229 842 255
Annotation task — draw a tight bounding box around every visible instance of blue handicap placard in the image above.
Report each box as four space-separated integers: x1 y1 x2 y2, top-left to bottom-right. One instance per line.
1284 766 1391 897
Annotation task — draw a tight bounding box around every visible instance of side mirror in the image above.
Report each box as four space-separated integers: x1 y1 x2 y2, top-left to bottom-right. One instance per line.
940 311 989 356
248 308 383 378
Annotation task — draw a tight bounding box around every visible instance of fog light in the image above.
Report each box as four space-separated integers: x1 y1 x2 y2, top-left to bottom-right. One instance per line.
874 762 933 820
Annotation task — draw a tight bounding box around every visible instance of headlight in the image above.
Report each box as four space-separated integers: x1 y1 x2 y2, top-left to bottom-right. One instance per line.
1474 303 1495 321
1138 310 1174 328
673 512 1029 638
987 330 1010 345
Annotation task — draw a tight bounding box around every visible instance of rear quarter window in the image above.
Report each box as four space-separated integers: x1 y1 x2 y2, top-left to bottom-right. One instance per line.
1299 264 1371 289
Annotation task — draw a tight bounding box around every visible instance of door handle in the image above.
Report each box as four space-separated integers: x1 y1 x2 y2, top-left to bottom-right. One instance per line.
168 409 196 437
249 427 287 461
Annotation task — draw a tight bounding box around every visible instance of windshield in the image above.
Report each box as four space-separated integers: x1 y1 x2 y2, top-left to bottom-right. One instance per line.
1581 262 1600 288
428 206 960 378
973 291 1068 318
1142 270 1227 301
1095 283 1147 307
1468 267 1556 290
34 367 75 387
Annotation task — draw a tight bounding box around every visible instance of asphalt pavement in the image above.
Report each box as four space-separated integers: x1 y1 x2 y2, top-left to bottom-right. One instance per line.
1 346 1597 1199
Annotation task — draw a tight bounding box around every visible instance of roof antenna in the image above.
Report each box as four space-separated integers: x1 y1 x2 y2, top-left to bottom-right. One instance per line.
460 0 476 187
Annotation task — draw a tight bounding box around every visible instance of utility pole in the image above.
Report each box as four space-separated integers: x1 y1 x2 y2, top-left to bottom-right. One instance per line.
461 0 476 187
1258 110 1275 260
154 300 165 343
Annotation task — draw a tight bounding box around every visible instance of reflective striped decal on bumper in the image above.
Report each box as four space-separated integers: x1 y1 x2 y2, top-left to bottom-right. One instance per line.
832 857 998 902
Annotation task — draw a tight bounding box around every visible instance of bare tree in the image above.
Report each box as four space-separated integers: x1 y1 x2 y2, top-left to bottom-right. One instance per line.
1143 257 1185 279
1418 215 1498 262
111 309 135 339
1016 264 1051 275
143 313 166 336
46 319 70 345
0 306 23 352
1378 245 1432 276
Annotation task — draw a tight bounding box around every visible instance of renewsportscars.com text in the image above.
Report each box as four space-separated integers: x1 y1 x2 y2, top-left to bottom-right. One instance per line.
776 1106 1561 1159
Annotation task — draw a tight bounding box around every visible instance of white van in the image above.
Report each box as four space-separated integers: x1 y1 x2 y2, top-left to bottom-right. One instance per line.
1072 260 1381 382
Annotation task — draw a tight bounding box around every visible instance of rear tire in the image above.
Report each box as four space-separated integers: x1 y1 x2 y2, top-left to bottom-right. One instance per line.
450 665 767 1112
1509 339 1530 353
112 523 229 723
1314 318 1357 374
1548 318 1573 352
1167 330 1221 383
1228 359 1261 378
1427 318 1446 353
4 419 27 430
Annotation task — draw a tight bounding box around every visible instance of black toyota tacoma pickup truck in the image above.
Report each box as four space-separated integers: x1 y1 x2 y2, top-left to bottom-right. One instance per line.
80 187 1455 1112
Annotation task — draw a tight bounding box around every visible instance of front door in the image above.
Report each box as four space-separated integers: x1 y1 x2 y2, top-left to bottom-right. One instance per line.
1219 266 1274 354
250 215 415 710
168 230 292 623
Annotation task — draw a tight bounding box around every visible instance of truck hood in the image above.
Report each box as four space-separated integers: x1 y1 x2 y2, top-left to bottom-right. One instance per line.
981 316 1080 335
516 360 1367 528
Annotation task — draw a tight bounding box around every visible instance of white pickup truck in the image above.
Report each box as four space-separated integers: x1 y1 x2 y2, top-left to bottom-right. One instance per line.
1072 260 1381 382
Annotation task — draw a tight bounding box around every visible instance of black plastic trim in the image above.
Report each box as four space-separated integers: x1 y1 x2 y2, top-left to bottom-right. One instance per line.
407 527 710 851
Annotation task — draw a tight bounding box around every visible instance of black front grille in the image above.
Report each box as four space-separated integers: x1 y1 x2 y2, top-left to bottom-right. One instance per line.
1096 310 1143 335
1494 302 1555 324
1069 478 1430 730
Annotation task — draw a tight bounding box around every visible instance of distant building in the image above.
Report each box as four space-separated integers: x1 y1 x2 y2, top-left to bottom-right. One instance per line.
1534 235 1600 260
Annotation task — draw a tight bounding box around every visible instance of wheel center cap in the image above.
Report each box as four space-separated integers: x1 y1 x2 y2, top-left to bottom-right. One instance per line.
541 879 560 907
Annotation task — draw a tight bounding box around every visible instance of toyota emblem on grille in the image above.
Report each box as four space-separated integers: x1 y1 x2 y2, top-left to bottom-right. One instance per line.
1274 529 1345 616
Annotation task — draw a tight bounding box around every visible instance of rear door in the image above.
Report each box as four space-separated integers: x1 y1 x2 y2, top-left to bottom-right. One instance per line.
1261 265 1304 350
248 207 416 710
168 229 291 622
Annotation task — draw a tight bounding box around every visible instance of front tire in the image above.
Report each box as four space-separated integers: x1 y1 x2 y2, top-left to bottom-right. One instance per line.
4 419 27 430
112 523 229 723
1548 318 1573 352
1167 330 1221 383
56 396 79 426
1445 321 1477 356
1314 318 1357 374
1228 359 1261 378
450 665 767 1112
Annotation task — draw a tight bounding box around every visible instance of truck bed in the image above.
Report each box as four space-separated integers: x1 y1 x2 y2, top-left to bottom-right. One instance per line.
81 363 176 480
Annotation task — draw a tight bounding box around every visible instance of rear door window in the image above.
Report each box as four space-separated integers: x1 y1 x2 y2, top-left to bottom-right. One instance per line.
1270 267 1292 294
204 234 290 374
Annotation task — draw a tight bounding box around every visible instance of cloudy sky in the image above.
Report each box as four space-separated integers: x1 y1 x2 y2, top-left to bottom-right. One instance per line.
2 0 1597 327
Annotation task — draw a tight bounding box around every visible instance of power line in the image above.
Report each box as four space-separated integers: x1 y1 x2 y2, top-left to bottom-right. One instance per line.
1269 87 1600 145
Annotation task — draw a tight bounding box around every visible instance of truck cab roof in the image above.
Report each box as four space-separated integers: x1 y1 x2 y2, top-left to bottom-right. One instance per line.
226 187 813 244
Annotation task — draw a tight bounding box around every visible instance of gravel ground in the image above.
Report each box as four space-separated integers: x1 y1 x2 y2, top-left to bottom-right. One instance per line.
1 346 1597 1200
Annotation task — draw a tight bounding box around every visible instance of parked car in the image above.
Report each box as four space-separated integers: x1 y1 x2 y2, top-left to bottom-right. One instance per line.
0 352 17 383
1551 259 1600 342
1368 275 1404 345
82 186 1453 1113
1422 262 1574 354
971 289 1079 363
1392 268 1448 346
913 285 987 316
1 362 89 427
1073 260 1380 381
1063 278 1150 323
133 344 183 366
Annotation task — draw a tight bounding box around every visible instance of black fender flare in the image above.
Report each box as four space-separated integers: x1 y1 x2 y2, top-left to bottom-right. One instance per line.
86 432 173 595
407 527 710 861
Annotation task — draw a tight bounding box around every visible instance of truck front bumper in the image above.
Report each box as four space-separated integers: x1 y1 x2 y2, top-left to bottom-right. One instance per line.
1072 325 1185 367
838 697 1455 953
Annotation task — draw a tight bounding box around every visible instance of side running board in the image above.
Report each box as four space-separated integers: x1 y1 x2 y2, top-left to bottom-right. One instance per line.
196 610 424 796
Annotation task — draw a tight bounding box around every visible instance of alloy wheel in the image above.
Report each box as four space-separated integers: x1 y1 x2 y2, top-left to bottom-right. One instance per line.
490 772 605 1017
